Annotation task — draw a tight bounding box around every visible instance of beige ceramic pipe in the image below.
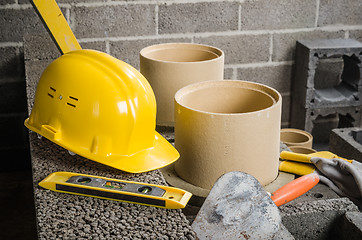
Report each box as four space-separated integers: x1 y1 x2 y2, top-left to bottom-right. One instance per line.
280 128 313 148
140 43 224 126
174 80 282 189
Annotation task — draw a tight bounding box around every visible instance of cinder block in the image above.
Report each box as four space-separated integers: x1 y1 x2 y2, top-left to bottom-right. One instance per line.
239 0 315 30
339 212 362 240
110 38 190 69
0 0 15 5
0 47 20 79
318 0 362 27
23 34 60 61
194 34 269 64
237 64 292 93
73 5 156 38
158 2 238 34
292 105 362 144
281 94 291 124
224 68 234 79
291 39 362 143
0 8 45 42
0 81 27 114
273 30 345 61
79 41 107 53
294 39 362 90
350 31 362 43
24 59 53 112
330 127 362 162
280 198 359 240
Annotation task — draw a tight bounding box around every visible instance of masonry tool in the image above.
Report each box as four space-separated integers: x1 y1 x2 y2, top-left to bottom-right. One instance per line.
39 172 192 209
25 0 180 173
191 172 291 239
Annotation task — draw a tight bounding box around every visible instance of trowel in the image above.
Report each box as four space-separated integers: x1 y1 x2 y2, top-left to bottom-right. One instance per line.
191 172 294 239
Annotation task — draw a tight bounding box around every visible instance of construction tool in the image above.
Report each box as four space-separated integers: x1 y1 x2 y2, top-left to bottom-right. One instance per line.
270 172 319 206
31 0 81 54
191 171 293 239
24 0 180 173
39 172 192 209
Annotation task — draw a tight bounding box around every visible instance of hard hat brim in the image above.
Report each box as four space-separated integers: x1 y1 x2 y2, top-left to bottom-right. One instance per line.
26 116 179 173
95 131 180 173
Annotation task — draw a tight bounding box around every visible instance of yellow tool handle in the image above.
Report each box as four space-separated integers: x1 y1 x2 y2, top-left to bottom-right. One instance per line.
279 160 315 176
280 151 312 163
32 0 82 54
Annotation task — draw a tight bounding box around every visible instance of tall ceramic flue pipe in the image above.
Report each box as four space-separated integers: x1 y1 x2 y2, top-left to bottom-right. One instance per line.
174 80 282 189
140 43 224 126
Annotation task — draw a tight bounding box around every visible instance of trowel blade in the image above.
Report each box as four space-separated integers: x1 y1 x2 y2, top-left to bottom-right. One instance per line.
191 171 283 240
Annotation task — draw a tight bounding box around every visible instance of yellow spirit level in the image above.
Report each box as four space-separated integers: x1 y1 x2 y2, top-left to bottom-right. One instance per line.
39 172 192 209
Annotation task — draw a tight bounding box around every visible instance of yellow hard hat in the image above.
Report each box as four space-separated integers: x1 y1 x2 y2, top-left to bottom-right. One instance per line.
25 49 179 173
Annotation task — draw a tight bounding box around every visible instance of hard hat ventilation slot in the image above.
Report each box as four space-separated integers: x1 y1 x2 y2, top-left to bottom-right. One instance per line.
69 96 78 101
67 103 76 108
48 87 56 98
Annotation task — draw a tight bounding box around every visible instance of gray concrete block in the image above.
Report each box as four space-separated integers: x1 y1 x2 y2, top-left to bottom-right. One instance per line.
24 59 53 112
281 94 290 124
24 34 61 61
110 38 190 69
224 68 234 80
350 31 362 43
0 0 14 5
158 2 238 34
330 127 362 162
273 30 345 61
291 39 362 133
0 8 45 42
240 0 315 30
0 47 21 79
237 64 292 93
295 38 362 90
318 0 362 27
340 212 362 240
291 106 362 144
73 5 156 38
80 41 107 53
280 198 359 240
195 34 270 64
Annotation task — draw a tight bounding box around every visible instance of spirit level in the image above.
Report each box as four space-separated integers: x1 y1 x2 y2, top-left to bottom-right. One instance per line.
39 172 192 209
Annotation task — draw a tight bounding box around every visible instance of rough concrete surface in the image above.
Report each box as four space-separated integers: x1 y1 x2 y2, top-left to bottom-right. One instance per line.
330 127 362 162
340 212 362 240
280 198 359 240
29 133 195 239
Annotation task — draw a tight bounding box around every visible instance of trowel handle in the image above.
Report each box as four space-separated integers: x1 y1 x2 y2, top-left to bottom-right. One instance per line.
270 173 319 207
32 0 82 54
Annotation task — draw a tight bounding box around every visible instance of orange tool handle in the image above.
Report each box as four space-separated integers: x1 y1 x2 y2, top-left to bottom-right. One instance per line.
270 173 320 207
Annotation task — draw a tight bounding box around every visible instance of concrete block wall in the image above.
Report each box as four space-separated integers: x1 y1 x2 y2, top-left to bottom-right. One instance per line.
291 39 362 146
1 0 362 164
